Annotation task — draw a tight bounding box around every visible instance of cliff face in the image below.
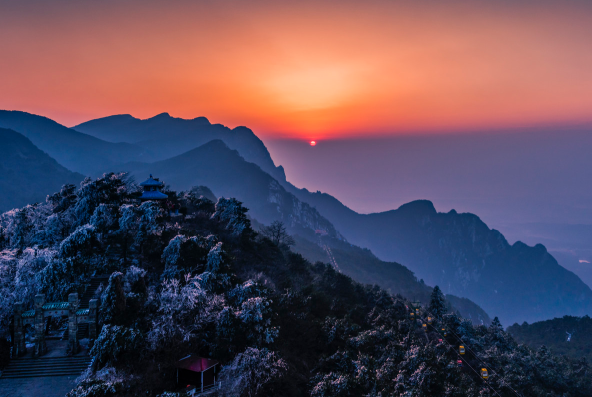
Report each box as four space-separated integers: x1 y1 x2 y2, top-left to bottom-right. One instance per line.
267 179 341 239
331 200 592 325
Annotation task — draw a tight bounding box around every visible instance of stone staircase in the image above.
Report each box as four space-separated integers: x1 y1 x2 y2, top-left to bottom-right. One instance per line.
0 356 91 379
80 275 109 309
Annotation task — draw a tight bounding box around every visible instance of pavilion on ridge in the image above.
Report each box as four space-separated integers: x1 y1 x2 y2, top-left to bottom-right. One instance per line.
139 174 168 201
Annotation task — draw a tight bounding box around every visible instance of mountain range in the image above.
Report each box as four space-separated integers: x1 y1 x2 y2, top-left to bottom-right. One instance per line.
73 112 286 182
0 127 83 212
0 110 590 326
0 110 149 176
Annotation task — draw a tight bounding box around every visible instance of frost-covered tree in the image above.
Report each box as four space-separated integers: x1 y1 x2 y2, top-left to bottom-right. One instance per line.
47 183 78 214
100 272 127 326
74 173 130 227
148 276 206 348
117 201 162 264
123 265 147 295
182 186 216 214
219 347 288 397
161 234 219 279
90 325 144 370
211 198 252 237
90 204 118 236
60 224 98 259
221 280 278 348
67 366 127 397
5 208 32 250
40 223 103 295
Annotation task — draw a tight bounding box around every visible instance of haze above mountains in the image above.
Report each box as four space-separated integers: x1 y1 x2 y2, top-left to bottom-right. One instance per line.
267 130 592 288
1 110 590 327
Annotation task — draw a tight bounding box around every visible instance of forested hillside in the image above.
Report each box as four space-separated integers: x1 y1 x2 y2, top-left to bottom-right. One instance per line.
292 234 491 324
508 315 592 363
0 174 590 396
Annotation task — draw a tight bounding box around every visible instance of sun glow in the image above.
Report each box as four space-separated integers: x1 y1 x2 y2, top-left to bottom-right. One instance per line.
262 64 366 112
1 1 592 139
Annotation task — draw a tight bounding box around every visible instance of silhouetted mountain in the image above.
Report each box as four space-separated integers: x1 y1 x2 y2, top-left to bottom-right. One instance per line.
0 128 84 212
508 315 592 362
74 112 286 182
285 188 592 325
0 110 149 175
124 139 337 239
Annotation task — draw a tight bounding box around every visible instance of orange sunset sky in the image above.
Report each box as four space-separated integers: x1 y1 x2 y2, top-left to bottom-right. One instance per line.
1 0 592 140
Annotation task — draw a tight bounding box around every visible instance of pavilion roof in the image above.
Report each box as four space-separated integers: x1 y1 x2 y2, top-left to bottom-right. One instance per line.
175 355 219 373
139 174 164 187
140 190 168 200
43 302 69 310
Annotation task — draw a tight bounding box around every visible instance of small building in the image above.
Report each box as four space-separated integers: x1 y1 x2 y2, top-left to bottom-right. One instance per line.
175 355 220 394
139 174 168 200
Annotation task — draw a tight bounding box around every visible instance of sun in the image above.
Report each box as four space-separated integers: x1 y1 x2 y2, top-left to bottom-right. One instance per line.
310 140 317 146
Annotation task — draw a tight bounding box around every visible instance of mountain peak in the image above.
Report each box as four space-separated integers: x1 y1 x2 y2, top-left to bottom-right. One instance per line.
149 112 172 119
397 199 437 215
192 116 210 125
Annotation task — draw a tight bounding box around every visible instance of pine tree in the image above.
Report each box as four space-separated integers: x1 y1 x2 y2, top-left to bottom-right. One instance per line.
429 285 447 319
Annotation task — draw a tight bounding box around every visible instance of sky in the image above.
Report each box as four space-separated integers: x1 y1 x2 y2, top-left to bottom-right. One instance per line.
2 0 592 282
1 0 592 140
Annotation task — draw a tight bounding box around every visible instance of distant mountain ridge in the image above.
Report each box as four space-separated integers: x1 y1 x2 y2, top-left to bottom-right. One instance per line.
0 110 150 176
287 189 592 325
0 127 84 212
73 112 286 182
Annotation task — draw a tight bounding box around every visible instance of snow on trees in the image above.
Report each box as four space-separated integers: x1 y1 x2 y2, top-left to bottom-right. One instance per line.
59 224 98 259
100 272 127 326
147 275 209 349
211 197 252 236
74 173 130 227
90 324 144 369
36 223 103 298
0 174 590 397
219 347 288 397
161 234 223 280
47 183 78 214
90 204 118 235
67 366 127 397
161 235 188 278
123 265 147 295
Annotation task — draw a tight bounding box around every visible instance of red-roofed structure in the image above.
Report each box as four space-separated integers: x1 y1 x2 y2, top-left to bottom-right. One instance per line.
175 355 220 394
